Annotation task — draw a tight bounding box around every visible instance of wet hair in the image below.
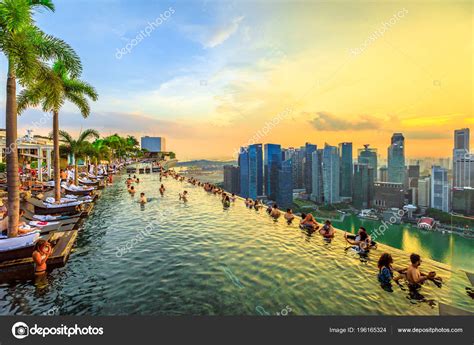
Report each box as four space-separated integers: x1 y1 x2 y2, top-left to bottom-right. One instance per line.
377 253 393 269
325 220 331 225
130 186 134 190
301 213 306 219
359 227 367 233
140 193 145 197
286 208 291 212
273 204 278 208
410 253 421 264
34 239 49 251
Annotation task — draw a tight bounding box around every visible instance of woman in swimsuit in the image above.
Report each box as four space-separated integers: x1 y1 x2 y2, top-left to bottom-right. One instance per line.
300 213 318 231
319 220 335 239
32 239 52 275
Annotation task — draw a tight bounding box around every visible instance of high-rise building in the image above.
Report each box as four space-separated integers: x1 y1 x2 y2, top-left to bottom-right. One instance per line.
453 128 472 188
264 144 282 200
141 136 166 153
358 144 378 171
223 165 240 194
352 163 374 209
276 159 293 209
388 133 406 184
417 176 431 209
292 148 305 189
310 149 323 203
339 142 353 199
373 182 405 209
238 144 263 199
322 144 340 204
304 143 317 195
238 147 250 198
452 187 474 216
431 166 450 212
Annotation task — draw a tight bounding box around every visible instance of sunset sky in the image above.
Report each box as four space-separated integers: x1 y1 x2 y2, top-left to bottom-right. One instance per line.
0 0 472 160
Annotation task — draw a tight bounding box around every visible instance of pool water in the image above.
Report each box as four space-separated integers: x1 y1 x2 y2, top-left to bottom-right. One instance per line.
0 173 472 316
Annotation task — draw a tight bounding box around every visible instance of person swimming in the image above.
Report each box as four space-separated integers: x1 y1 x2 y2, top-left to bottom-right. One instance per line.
32 239 52 275
270 204 281 219
319 220 335 239
284 209 295 224
403 253 441 289
344 231 371 254
223 195 231 208
300 213 318 231
139 192 147 204
179 191 188 202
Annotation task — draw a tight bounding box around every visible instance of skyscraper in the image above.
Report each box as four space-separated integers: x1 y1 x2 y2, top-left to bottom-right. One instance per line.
379 166 388 182
223 165 240 194
431 166 449 212
388 133 406 184
238 144 263 199
358 144 377 171
322 144 340 204
276 159 293 208
238 147 250 198
453 128 472 188
339 142 353 199
292 148 305 189
304 143 317 195
310 149 323 203
352 163 374 209
264 144 282 200
417 176 431 209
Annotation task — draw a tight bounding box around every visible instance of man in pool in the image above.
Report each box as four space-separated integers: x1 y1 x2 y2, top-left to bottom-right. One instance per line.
270 204 281 219
179 191 188 202
284 209 295 224
405 253 437 288
139 193 147 204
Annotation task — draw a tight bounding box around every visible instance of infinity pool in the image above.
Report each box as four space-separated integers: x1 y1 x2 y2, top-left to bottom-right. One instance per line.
0 172 472 315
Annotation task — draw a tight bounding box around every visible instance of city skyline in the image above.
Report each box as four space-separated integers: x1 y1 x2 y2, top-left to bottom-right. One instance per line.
0 0 471 160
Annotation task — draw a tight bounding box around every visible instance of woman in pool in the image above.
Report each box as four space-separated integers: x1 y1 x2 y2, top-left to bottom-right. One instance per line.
319 220 335 239
300 213 318 231
377 253 395 292
32 239 52 275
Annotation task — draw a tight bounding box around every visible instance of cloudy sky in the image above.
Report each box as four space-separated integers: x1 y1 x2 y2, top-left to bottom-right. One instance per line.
0 0 472 160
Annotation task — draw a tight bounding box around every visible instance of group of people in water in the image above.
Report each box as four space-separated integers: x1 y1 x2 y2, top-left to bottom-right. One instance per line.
126 167 442 299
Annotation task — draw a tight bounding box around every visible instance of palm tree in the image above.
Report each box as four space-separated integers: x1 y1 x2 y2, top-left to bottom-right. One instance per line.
17 60 98 202
58 129 99 184
0 0 81 237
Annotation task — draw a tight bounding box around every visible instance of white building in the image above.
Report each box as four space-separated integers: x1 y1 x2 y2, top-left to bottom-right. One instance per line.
417 176 431 209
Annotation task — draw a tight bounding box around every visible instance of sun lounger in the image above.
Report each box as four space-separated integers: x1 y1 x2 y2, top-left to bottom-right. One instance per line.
0 231 40 262
22 208 82 221
26 198 83 216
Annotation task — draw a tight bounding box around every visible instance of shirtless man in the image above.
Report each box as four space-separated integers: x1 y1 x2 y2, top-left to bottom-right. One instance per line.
284 209 295 224
179 191 188 202
139 193 147 204
159 184 166 196
270 204 281 219
405 253 436 287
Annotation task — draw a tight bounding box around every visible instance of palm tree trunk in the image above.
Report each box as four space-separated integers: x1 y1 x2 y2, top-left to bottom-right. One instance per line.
5 60 19 238
74 161 78 185
53 110 61 202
